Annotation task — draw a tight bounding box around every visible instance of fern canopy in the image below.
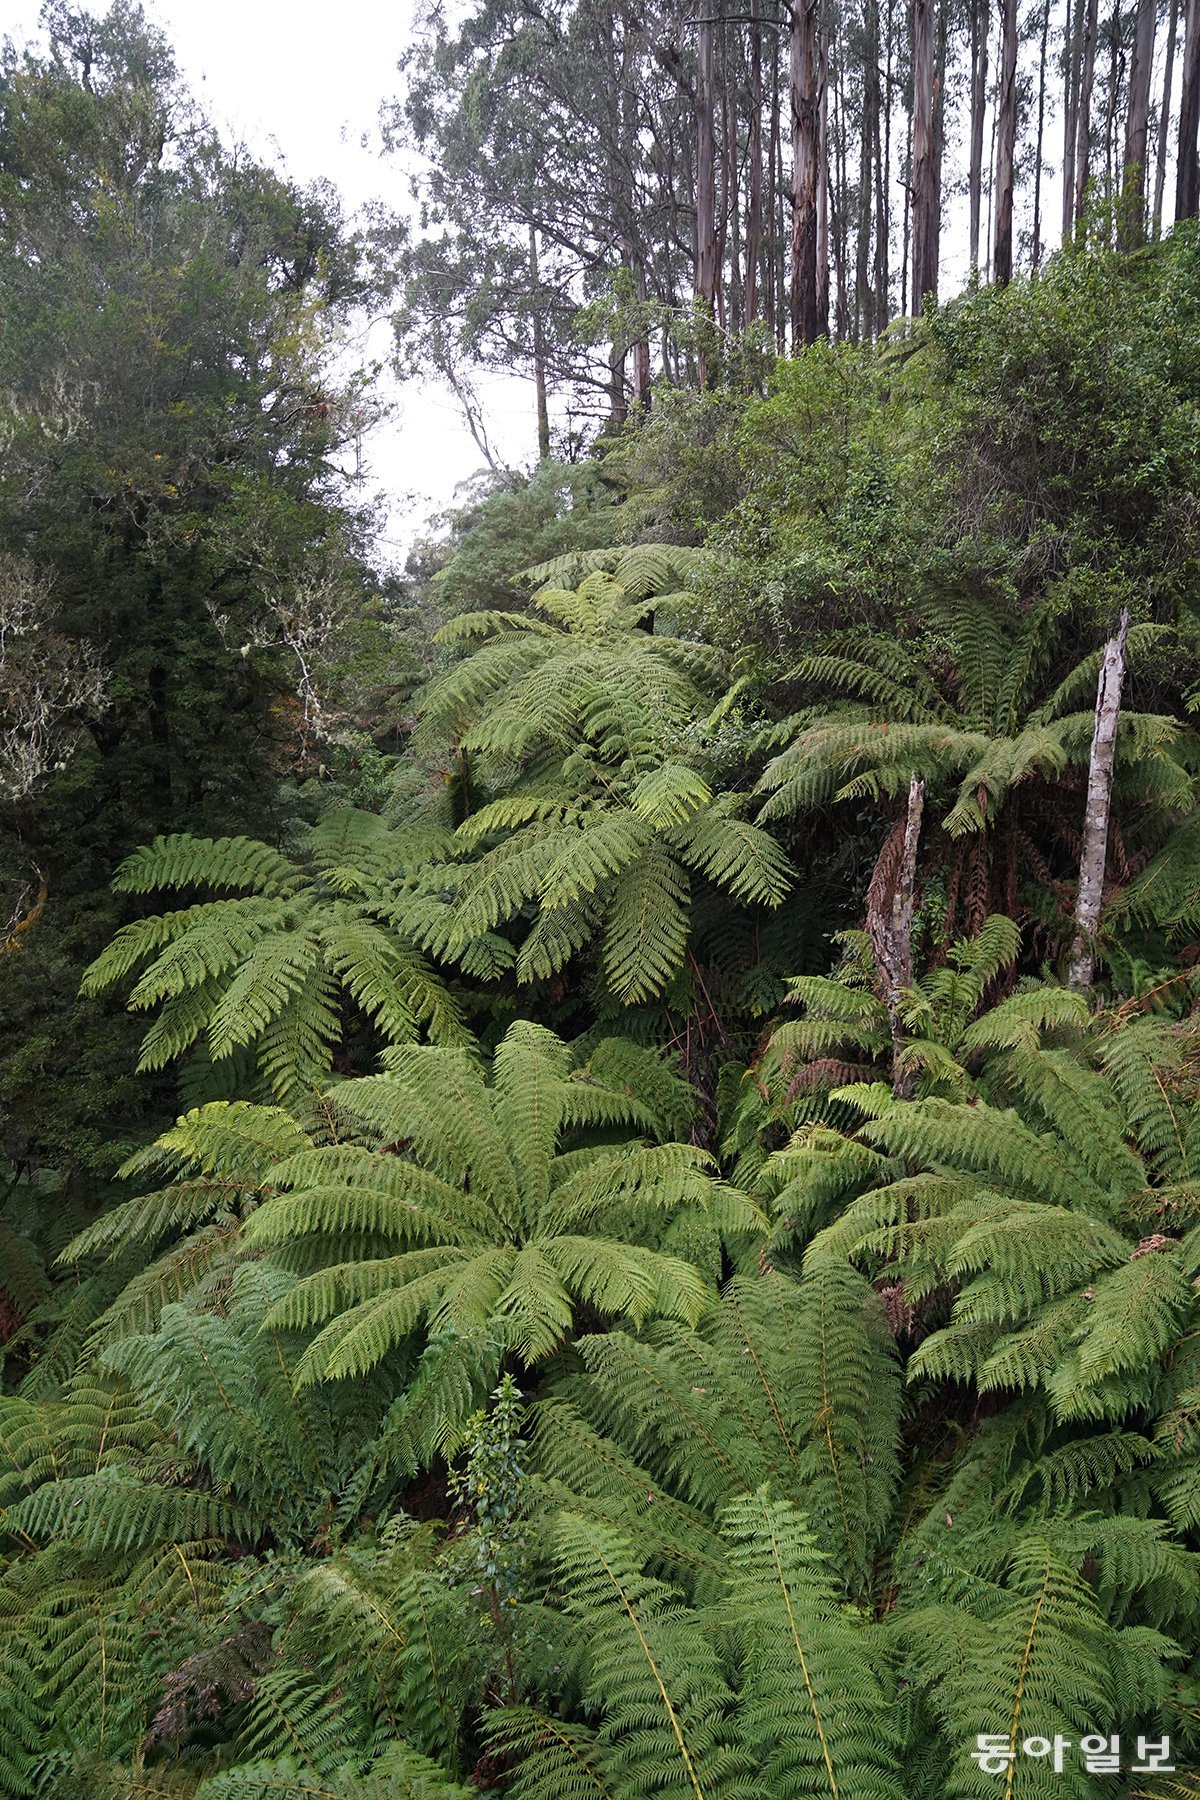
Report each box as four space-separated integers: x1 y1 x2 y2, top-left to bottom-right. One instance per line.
81 811 470 1106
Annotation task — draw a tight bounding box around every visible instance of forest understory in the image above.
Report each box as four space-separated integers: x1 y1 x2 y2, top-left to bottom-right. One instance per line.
6 1 1200 1795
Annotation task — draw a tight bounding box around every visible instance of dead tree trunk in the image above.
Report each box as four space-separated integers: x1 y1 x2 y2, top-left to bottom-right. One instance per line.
1067 610 1131 990
868 774 926 1097
911 0 938 307
993 0 1019 284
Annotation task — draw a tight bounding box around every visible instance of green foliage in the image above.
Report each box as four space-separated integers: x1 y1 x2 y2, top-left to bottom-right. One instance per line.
249 1020 754 1376
81 811 469 1106
415 568 793 1006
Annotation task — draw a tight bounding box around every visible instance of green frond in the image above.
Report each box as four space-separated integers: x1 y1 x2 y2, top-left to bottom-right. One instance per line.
601 842 690 1004
112 835 304 899
669 803 794 906
721 1487 906 1798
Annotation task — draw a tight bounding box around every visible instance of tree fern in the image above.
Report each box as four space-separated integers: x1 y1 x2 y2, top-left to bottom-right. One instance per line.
82 812 469 1106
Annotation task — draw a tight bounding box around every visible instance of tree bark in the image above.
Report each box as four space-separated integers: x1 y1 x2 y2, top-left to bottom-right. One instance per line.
856 0 878 335
969 0 989 270
1178 0 1200 218
878 0 894 330
911 0 938 308
1123 0 1158 230
1068 610 1130 990
1154 0 1180 233
746 0 764 326
931 1 947 282
790 0 823 346
1062 0 1080 241
528 226 551 460
817 34 830 334
1075 0 1100 222
993 0 1019 285
867 773 926 1097
1032 0 1051 266
696 13 718 384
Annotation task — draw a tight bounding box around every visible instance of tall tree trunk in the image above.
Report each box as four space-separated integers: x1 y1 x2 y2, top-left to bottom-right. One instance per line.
1123 0 1158 231
856 0 878 335
1178 0 1200 217
817 34 831 333
619 16 650 405
767 25 781 345
1103 0 1123 199
790 0 823 346
746 0 764 326
911 0 938 307
528 226 551 460
899 65 912 316
718 77 733 333
993 0 1019 285
878 0 894 330
1062 0 1080 241
969 0 989 269
1068 611 1130 990
833 37 851 337
867 773 926 1096
1154 0 1180 232
696 13 718 384
931 1 947 281
1032 0 1051 265
1075 0 1100 221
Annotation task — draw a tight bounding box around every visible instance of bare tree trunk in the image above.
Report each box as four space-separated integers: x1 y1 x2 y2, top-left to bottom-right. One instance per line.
746 0 764 326
767 25 781 344
1154 0 1180 232
931 1 947 280
900 65 912 316
1123 0 1158 230
969 0 989 269
1032 0 1052 265
857 0 878 335
696 14 718 384
790 0 824 345
878 0 894 330
1103 0 1122 199
1068 611 1130 990
867 773 926 1096
718 77 733 333
529 226 551 460
911 0 938 307
993 0 1019 284
1178 0 1200 217
1075 0 1100 221
1063 0 1080 241
632 254 651 405
833 38 851 337
817 34 831 333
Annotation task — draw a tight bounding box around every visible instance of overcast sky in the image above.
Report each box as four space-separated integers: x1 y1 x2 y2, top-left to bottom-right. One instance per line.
6 0 540 565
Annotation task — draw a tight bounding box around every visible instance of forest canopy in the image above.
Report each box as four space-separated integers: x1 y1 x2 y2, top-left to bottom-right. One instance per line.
4 2 1200 1797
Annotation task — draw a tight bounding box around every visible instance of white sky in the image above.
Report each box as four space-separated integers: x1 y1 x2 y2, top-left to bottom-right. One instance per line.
4 0 541 565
